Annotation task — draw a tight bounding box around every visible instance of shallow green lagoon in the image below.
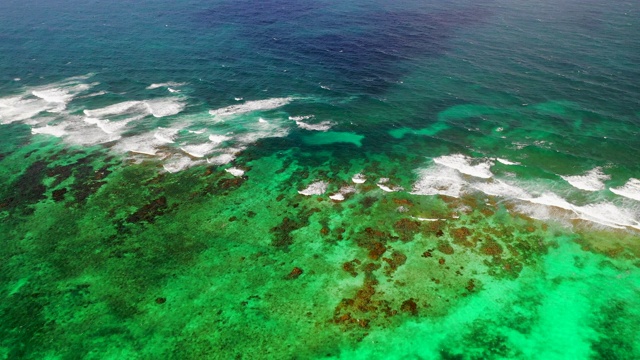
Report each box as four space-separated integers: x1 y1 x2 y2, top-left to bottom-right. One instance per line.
0 0 639 358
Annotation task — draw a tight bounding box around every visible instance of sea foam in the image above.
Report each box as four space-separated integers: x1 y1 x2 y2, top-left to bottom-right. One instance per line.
472 179 530 199
209 134 232 145
289 115 334 131
0 97 55 124
412 166 465 198
0 76 97 124
32 83 94 105
412 159 640 231
145 98 185 118
163 155 200 173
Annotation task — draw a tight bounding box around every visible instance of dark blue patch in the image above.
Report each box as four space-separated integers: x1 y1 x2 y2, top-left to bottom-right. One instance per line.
194 1 491 93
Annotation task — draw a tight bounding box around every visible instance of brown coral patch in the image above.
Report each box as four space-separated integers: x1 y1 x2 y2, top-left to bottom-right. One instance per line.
465 279 476 292
155 297 167 304
360 196 377 209
451 227 475 248
502 260 524 278
52 188 67 202
353 279 378 312
271 217 301 250
422 221 445 236
383 251 407 275
217 177 245 192
270 207 320 251
437 241 455 255
368 241 387 260
393 198 413 207
481 208 495 217
286 267 303 280
333 261 399 328
393 218 421 242
354 227 397 259
342 259 361 277
126 196 169 224
400 298 418 316
65 160 112 204
0 160 47 212
480 238 504 257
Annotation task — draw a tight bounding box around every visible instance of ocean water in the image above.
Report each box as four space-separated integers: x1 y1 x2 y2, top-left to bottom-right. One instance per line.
0 0 639 358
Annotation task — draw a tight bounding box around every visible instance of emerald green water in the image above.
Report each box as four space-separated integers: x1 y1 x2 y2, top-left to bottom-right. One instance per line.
1 0 639 358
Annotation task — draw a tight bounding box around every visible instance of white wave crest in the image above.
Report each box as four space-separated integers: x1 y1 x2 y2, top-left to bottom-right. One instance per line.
83 101 143 118
83 117 128 134
561 167 610 192
225 167 245 177
522 192 574 211
412 217 444 222
31 124 67 137
0 76 97 123
146 82 187 90
433 154 494 179
84 98 184 119
181 143 218 158
575 203 640 230
412 163 640 231
32 83 94 105
209 97 292 117
610 178 640 201
376 178 403 192
111 128 178 156
289 115 314 121
352 173 366 184
329 185 356 201
209 134 232 145
298 181 328 196
207 154 236 165
496 158 520 166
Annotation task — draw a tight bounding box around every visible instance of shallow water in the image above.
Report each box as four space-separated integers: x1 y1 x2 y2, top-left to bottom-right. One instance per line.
0 0 639 359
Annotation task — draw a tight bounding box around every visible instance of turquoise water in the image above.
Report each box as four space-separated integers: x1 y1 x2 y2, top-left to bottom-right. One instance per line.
0 0 639 358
